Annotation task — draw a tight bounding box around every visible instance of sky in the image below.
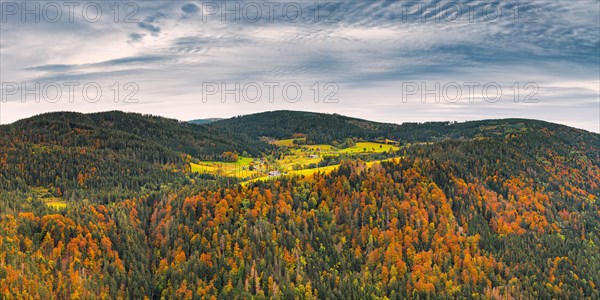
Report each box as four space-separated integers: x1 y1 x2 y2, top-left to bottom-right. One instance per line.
1 0 599 132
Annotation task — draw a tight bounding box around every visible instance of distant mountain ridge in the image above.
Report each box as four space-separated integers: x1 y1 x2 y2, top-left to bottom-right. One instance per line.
210 110 598 146
189 118 224 125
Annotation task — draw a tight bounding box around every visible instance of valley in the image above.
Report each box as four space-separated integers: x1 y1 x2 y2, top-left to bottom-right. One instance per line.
190 139 400 182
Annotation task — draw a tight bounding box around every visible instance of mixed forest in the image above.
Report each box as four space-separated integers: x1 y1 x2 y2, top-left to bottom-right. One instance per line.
0 110 598 299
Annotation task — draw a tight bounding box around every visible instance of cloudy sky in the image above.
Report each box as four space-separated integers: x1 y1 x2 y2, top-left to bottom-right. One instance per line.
1 0 598 132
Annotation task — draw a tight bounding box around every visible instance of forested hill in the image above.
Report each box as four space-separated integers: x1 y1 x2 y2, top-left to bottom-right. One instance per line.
5 111 267 159
189 118 224 125
210 110 597 145
210 110 395 143
0 110 599 298
0 111 269 202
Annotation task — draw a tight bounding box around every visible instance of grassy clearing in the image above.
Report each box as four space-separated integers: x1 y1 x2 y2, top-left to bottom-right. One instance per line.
272 138 306 147
46 199 68 209
272 139 398 154
241 165 339 185
241 158 399 185
339 142 399 154
29 187 68 209
289 165 340 176
301 144 337 152
278 155 322 172
192 139 401 181
190 156 260 178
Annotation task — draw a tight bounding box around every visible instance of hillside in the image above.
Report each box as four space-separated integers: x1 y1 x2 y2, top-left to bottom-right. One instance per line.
0 111 269 203
210 110 591 145
0 110 599 299
6 111 267 158
189 118 224 125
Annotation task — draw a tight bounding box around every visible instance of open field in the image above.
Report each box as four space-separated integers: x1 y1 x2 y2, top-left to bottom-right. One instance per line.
29 187 69 209
289 164 340 176
191 139 401 180
241 158 400 185
46 200 68 209
272 138 306 147
338 142 399 154
242 164 342 185
190 156 260 178
277 153 322 172
300 144 337 152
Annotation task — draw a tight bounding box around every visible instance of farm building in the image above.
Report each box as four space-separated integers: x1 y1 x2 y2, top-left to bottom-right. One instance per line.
268 170 282 177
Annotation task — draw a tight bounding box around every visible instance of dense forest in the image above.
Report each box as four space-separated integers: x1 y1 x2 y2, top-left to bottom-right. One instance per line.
0 111 598 299
0 111 269 203
210 110 570 144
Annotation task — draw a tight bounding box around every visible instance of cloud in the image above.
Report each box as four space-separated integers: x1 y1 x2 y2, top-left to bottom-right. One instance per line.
1 0 598 132
138 22 161 33
138 12 166 33
26 55 166 72
24 64 75 72
181 3 199 14
129 33 146 43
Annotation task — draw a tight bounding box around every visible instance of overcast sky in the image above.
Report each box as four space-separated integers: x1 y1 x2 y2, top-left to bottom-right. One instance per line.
1 0 598 132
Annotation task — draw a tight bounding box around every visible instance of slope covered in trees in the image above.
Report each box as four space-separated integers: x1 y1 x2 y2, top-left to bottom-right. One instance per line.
0 111 269 204
0 110 598 299
189 118 224 125
210 110 578 145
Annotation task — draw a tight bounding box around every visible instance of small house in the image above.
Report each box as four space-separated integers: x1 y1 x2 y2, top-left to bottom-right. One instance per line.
268 170 281 177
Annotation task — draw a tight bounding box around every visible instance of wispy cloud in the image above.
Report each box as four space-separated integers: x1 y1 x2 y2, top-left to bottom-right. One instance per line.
0 0 598 132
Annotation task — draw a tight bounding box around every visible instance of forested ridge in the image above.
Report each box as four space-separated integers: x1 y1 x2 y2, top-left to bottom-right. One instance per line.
0 111 599 299
0 111 269 203
210 110 572 144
